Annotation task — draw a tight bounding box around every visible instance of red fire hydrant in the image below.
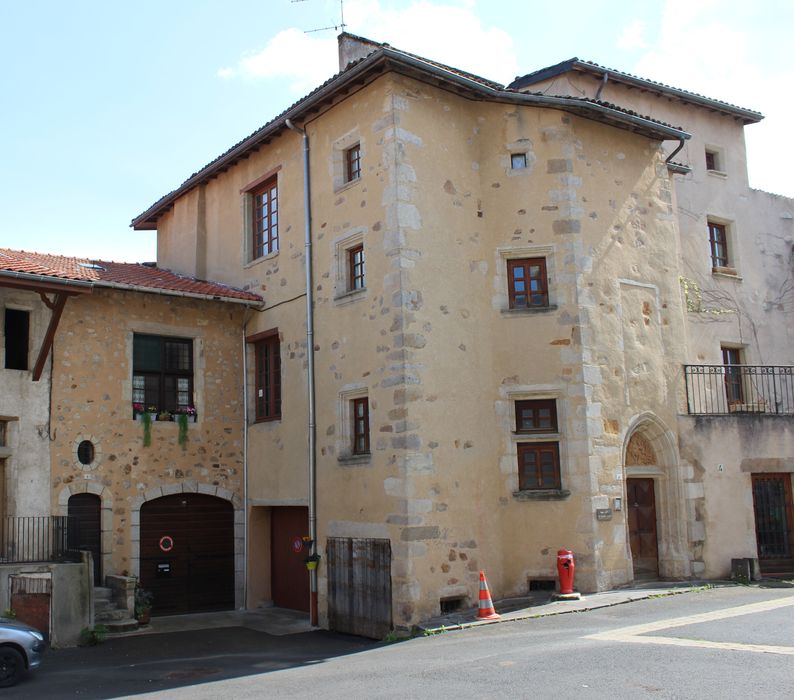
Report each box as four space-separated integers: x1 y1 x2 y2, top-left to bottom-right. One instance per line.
557 549 575 594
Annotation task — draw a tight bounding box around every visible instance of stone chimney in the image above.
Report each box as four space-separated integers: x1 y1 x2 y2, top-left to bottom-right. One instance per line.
338 32 382 72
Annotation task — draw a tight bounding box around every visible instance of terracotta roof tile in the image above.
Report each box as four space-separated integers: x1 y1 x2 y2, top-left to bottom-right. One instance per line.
0 248 262 303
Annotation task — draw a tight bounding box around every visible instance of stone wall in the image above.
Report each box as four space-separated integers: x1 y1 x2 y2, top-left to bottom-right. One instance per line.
49 288 246 603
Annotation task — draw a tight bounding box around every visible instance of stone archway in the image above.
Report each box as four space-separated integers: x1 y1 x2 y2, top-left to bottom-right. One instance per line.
622 413 691 580
130 482 244 609
56 482 113 587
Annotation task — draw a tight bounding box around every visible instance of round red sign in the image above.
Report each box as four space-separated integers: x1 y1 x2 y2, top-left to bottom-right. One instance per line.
291 536 304 553
159 535 174 553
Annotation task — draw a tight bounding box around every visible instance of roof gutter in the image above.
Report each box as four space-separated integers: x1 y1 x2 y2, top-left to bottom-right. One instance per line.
93 280 264 307
0 270 94 291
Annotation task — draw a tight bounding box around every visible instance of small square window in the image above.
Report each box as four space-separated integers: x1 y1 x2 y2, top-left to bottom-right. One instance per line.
507 258 549 309
708 221 729 268
345 144 361 183
511 153 527 170
705 149 723 172
517 442 561 490
348 244 365 291
351 397 370 455
516 399 558 433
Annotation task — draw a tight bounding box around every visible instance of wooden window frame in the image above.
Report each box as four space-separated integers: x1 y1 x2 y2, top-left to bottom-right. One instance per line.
721 346 744 405
517 442 561 490
705 150 717 171
351 396 370 455
507 258 549 309
511 153 527 170
515 399 558 433
132 334 194 415
348 244 365 291
708 221 729 268
252 176 279 259
254 332 281 422
345 144 361 183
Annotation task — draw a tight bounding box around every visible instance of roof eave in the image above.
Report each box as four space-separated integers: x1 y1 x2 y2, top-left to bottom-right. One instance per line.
94 279 264 307
132 48 689 228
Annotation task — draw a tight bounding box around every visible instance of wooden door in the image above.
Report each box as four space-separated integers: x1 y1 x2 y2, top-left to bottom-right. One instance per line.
140 494 234 615
327 537 392 639
752 474 794 575
68 494 101 586
270 507 309 612
627 478 659 578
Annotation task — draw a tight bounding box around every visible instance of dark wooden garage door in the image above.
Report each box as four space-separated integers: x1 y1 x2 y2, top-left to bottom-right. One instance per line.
140 494 234 615
271 507 309 612
68 494 101 586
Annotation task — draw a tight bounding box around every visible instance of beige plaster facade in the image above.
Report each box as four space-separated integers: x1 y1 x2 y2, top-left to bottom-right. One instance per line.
0 288 55 518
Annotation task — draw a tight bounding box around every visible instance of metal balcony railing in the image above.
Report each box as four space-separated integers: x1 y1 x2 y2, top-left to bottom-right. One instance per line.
0 516 82 564
684 365 794 415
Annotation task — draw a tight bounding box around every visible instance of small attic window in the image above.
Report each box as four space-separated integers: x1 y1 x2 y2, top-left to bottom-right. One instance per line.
511 153 528 170
78 262 106 271
705 149 723 173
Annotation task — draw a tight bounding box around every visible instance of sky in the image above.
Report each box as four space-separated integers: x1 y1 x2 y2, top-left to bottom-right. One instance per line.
1 0 792 263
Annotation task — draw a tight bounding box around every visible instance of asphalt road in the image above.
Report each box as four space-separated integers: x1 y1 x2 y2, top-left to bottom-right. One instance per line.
10 583 794 699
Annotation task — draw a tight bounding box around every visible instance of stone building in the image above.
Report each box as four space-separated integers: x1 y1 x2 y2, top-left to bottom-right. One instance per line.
1 250 261 614
515 60 794 581
129 33 794 635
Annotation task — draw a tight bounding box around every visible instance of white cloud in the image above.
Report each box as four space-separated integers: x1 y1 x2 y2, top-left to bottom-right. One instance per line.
617 20 647 50
629 0 794 196
218 1 518 93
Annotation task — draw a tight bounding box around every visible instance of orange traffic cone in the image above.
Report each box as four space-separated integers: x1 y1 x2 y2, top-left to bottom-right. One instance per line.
477 570 501 620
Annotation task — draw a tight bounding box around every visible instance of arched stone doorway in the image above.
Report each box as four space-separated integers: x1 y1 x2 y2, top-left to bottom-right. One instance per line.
140 493 235 615
623 414 690 580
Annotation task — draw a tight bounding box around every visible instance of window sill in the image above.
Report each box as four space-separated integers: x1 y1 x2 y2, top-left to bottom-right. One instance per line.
706 169 727 179
711 267 742 280
253 415 281 425
512 489 570 501
337 453 372 466
333 177 362 195
512 432 560 441
333 288 367 306
501 305 558 316
245 250 279 269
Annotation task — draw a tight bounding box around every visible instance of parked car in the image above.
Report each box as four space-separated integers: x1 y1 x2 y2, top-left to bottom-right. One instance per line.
0 617 47 687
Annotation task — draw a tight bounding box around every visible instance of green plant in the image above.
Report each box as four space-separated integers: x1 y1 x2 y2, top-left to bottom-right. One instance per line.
79 624 107 646
142 411 152 447
177 412 189 449
2 608 15 619
134 586 154 616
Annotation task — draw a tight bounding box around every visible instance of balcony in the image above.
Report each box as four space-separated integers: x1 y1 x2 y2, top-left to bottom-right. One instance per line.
683 365 794 416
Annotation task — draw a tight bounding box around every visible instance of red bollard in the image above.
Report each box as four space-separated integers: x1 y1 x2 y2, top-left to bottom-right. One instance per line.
557 549 575 594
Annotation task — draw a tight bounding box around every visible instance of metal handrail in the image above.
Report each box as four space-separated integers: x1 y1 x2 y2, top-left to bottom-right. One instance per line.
684 364 794 415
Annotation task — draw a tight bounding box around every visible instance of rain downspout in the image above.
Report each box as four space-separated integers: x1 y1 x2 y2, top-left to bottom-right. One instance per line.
665 138 686 165
595 71 609 101
285 117 318 627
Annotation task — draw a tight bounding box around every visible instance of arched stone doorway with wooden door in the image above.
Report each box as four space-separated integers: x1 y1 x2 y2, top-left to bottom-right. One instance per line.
622 413 690 581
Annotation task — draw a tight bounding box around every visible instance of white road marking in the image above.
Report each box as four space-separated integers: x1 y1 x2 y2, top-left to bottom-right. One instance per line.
586 594 794 656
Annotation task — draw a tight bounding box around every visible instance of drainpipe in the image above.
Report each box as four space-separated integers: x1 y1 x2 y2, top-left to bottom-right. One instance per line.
241 308 251 610
595 71 609 101
665 138 686 166
285 117 318 626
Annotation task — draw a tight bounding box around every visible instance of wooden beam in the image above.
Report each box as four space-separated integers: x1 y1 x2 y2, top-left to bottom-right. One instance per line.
32 293 69 382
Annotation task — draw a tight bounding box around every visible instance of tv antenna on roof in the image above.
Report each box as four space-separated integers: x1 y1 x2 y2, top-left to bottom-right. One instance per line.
291 0 347 34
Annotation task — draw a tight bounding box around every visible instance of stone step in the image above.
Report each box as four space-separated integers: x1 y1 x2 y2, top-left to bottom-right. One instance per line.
102 619 140 635
94 599 115 613
96 608 133 622
94 587 113 600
